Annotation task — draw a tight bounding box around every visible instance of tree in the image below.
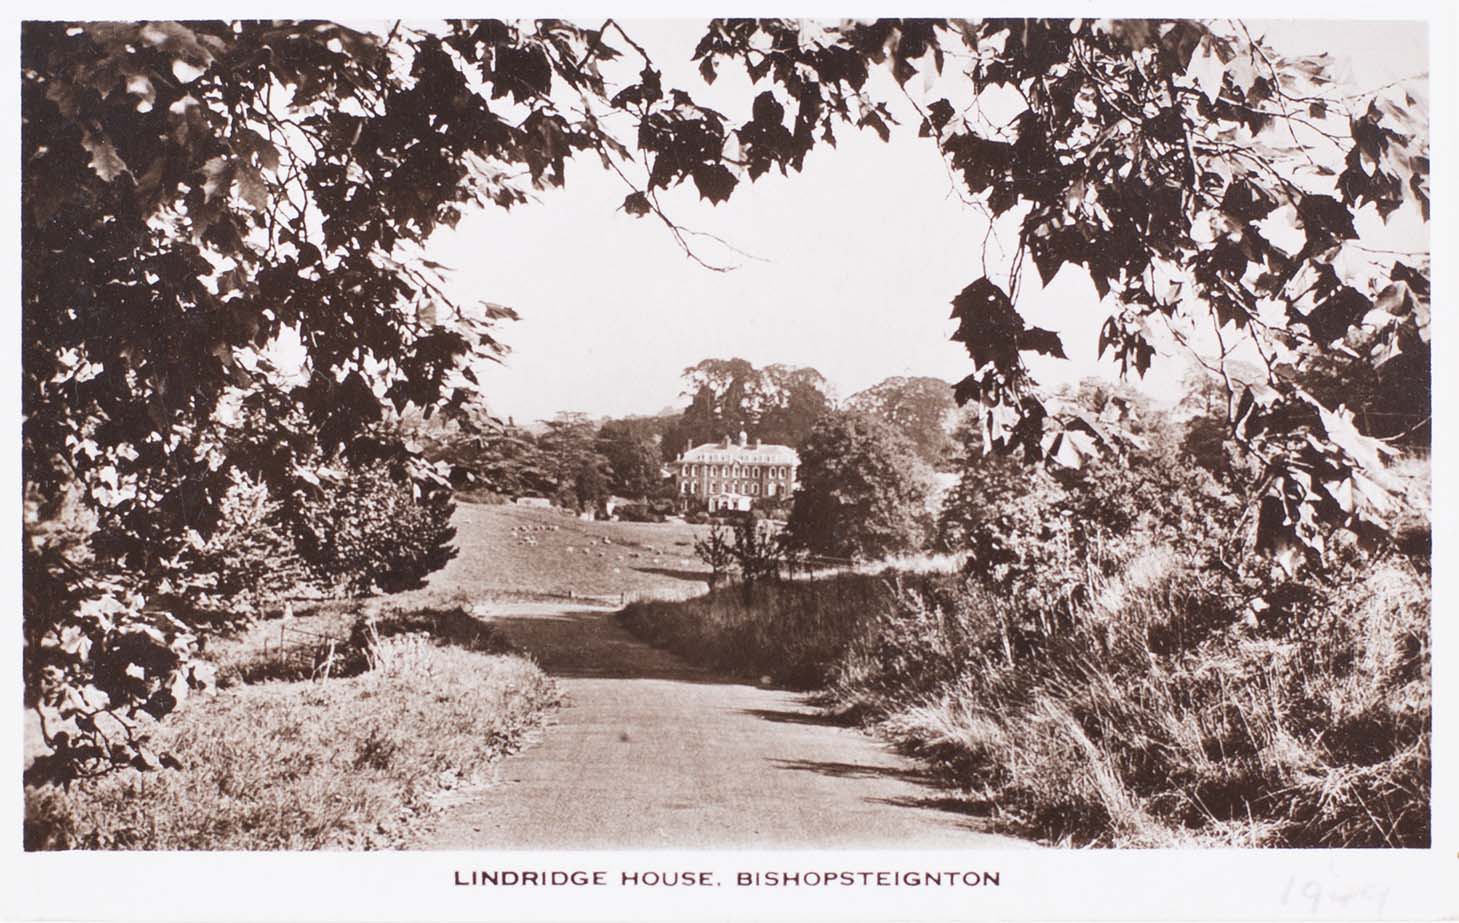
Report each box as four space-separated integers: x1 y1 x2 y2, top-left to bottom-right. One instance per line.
290 462 458 595
1283 338 1431 448
846 376 957 467
537 413 612 512
667 358 832 452
785 411 931 560
595 418 666 498
756 364 835 449
451 426 557 498
22 19 640 782
1177 360 1270 484
676 18 1429 559
938 391 1241 642
668 357 761 453
692 523 735 589
729 515 791 600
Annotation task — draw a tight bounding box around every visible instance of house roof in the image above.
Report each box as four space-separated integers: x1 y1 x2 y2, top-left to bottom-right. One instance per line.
678 441 800 465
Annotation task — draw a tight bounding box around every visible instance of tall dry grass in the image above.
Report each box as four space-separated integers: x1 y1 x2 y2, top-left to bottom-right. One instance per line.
619 574 899 688
620 548 1430 847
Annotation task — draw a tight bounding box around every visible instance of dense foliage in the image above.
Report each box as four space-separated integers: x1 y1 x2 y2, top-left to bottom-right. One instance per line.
291 463 458 595
845 376 958 468
691 523 736 588
595 417 669 499
666 358 833 454
785 411 931 560
536 413 613 512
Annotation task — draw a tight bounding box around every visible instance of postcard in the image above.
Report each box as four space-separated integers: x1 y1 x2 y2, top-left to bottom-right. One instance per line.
6 3 1455 920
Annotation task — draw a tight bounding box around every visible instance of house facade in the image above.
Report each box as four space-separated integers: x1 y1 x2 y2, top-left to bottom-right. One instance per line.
673 431 800 513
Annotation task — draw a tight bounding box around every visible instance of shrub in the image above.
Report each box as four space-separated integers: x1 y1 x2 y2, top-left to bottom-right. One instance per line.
728 516 791 598
938 424 1240 646
626 388 1430 848
692 523 735 588
186 471 308 617
291 462 457 595
620 575 899 689
615 502 665 523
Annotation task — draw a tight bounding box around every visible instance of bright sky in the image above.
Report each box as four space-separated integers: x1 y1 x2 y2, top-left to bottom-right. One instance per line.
422 19 1429 424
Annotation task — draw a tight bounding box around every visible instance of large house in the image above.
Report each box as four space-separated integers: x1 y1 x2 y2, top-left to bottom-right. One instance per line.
673 431 800 513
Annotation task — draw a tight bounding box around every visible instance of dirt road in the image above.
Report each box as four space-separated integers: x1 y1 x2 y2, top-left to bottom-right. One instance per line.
414 600 1028 849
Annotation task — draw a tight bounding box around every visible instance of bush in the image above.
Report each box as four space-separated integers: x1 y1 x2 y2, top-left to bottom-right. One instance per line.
186 471 309 618
620 575 898 689
291 462 457 595
692 523 735 588
625 387 1431 848
614 502 665 523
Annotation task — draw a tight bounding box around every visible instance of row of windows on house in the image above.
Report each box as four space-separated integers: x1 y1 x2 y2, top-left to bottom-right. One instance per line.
680 480 781 496
681 464 791 479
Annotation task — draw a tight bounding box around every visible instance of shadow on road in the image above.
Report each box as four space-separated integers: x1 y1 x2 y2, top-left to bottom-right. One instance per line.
740 707 850 728
769 757 930 784
776 761 1010 834
866 794 998 817
487 610 737 685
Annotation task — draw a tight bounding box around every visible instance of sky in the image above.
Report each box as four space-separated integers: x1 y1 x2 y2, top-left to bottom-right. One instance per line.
421 19 1429 425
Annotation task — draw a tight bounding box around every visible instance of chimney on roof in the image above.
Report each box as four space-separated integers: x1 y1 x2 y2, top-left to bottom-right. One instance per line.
754 437 762 449
721 434 731 448
738 429 748 447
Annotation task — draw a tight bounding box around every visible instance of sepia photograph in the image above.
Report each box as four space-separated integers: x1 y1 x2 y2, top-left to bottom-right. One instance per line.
7 5 1454 920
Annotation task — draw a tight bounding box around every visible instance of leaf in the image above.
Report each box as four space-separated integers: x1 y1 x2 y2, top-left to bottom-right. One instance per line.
235 164 269 212
622 191 651 217
926 98 955 132
1221 179 1276 222
124 74 156 110
199 155 232 201
1312 399 1397 483
1300 284 1370 345
699 55 717 85
137 21 215 69
1187 36 1226 105
1297 193 1358 245
860 110 890 143
81 130 130 183
691 163 737 204
1021 326 1067 359
1027 224 1077 286
949 277 1060 371
491 44 552 103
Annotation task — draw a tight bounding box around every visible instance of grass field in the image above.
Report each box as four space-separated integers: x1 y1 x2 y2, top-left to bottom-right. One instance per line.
425 502 714 602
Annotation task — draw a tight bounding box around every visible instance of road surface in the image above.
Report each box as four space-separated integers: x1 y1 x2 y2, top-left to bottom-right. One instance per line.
414 600 1029 849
